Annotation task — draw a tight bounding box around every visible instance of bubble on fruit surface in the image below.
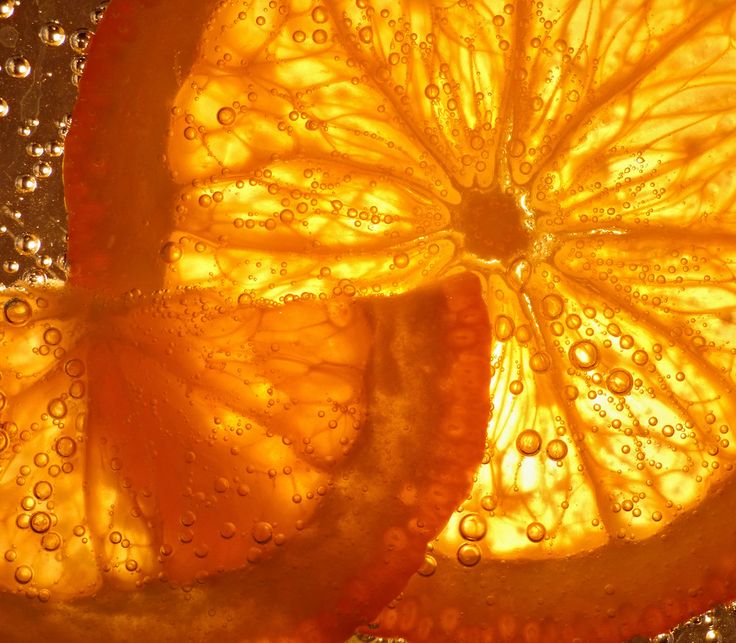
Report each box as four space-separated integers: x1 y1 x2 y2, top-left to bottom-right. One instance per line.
526 521 546 542
480 494 498 512
541 294 564 319
569 340 598 370
516 429 542 456
417 553 437 577
459 513 487 541
64 359 85 378
30 511 52 533
606 368 633 395
160 241 182 263
14 565 33 584
33 480 52 500
529 351 550 372
494 314 514 341
220 522 237 539
457 543 481 566
546 439 568 461
4 297 31 325
252 521 273 544
54 436 77 458
0 97 8 117
216 106 236 126
47 398 67 419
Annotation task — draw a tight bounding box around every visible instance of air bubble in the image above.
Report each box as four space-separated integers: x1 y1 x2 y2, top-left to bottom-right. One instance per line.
494 314 514 341
0 97 7 117
632 349 649 366
546 439 568 461
54 436 77 458
0 1 14 19
459 513 487 541
69 29 93 53
480 494 497 511
39 22 66 46
14 565 33 584
15 233 41 255
4 56 30 78
606 368 633 395
220 522 237 539
311 6 328 23
569 340 598 370
457 543 481 566
541 294 563 319
529 351 550 372
424 83 440 99
252 521 273 544
33 481 52 500
43 327 62 345
15 174 37 193
64 359 85 378
417 553 437 576
216 106 236 126
47 398 67 419
30 511 51 533
516 429 542 456
393 252 409 268
526 521 546 542
40 532 61 551
160 241 182 263
4 298 32 325
90 1 109 25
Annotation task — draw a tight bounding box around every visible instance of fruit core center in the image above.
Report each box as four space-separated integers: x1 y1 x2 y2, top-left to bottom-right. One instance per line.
452 188 533 262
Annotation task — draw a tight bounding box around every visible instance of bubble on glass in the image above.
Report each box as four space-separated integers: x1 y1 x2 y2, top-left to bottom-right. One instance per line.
39 22 66 47
0 1 14 20
15 233 41 255
69 28 93 53
4 55 30 78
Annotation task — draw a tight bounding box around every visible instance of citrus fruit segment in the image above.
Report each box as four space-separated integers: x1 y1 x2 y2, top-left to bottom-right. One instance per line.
58 0 736 640
0 289 97 601
0 273 490 641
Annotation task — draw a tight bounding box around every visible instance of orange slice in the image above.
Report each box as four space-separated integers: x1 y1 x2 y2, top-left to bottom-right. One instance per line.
17 0 736 641
0 274 490 641
0 0 494 640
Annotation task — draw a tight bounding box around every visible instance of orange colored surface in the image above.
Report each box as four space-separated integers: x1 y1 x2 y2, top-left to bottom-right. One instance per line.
2 0 736 641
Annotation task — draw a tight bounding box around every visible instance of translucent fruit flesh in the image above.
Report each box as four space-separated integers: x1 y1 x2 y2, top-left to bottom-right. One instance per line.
3 0 495 640
5 0 736 641
0 274 491 642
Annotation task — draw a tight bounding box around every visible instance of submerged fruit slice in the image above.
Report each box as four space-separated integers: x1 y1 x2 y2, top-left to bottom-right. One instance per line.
0 274 491 641
58 0 736 641
0 0 493 640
